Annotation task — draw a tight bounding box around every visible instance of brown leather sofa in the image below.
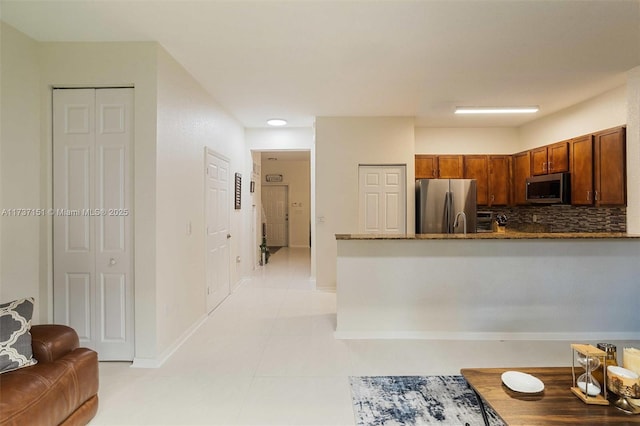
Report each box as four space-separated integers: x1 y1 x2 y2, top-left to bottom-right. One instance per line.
0 325 99 426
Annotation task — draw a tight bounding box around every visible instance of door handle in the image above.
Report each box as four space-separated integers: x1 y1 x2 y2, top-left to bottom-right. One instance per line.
109 258 117 266
227 234 231 239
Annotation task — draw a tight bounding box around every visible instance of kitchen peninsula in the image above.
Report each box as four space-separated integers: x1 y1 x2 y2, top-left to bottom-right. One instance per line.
335 232 640 340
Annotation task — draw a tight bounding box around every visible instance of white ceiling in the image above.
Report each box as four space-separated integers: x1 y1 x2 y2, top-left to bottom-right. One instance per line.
2 0 639 128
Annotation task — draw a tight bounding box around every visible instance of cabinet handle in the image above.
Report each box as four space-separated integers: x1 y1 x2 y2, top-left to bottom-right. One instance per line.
548 161 553 171
587 191 591 201
491 195 495 202
542 162 547 172
595 191 599 201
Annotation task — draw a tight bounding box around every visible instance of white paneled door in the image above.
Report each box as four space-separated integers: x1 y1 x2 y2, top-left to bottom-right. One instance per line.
358 165 406 234
262 185 288 247
53 88 134 361
205 148 231 313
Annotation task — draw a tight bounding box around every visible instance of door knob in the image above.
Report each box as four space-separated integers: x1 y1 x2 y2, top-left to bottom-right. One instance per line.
227 234 231 239
109 258 117 266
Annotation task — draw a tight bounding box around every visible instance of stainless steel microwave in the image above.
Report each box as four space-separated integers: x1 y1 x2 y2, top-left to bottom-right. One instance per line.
526 172 571 204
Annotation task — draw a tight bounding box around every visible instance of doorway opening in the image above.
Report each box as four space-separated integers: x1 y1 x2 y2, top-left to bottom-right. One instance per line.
253 151 312 268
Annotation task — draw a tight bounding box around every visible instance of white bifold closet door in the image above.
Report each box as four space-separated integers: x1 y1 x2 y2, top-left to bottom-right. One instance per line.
53 88 134 361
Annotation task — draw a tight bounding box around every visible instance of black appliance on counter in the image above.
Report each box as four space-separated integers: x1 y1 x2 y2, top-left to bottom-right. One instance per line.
476 211 494 232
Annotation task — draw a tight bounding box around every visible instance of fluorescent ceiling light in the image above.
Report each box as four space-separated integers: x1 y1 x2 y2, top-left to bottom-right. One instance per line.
267 118 287 126
455 106 539 114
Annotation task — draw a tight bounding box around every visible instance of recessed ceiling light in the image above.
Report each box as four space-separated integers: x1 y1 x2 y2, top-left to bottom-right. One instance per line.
267 118 287 126
454 106 539 114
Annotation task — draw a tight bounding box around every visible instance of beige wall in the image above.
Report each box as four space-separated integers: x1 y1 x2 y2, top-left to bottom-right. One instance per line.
415 127 518 155
246 128 315 151
626 67 640 234
518 85 627 151
0 23 42 321
155 46 248 355
315 117 414 289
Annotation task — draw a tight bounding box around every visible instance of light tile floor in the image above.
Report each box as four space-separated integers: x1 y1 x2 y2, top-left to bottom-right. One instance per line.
91 247 639 425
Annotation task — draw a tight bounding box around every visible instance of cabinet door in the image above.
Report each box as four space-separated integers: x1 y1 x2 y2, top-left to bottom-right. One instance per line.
548 141 569 173
463 155 488 205
513 151 531 205
415 155 437 179
488 155 510 206
438 155 464 178
570 135 594 205
595 127 626 206
530 147 548 175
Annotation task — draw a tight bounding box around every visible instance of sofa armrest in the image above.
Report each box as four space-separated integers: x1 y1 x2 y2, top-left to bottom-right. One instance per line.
30 324 80 363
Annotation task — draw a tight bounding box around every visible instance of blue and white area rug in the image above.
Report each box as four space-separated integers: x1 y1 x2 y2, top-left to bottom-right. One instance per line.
350 376 506 426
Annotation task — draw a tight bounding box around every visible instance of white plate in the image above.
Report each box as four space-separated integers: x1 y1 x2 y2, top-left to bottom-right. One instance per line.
501 371 545 393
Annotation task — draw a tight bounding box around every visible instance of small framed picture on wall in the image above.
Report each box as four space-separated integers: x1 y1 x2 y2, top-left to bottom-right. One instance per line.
234 173 241 209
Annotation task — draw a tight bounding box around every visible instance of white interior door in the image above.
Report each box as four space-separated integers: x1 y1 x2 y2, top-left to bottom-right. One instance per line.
205 148 231 313
358 165 406 234
262 185 288 247
53 88 134 361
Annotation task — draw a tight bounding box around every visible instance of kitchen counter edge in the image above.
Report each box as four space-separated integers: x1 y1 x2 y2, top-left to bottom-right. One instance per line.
335 232 640 240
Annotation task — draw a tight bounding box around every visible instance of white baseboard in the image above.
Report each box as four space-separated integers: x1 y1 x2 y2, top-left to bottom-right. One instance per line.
334 330 640 341
316 283 335 292
232 277 250 292
131 314 208 368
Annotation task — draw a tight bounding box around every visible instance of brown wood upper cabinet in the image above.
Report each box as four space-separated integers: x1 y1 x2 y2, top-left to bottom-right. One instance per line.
415 155 463 179
512 151 531 205
570 134 594 205
594 127 626 206
570 126 626 206
415 155 437 179
488 155 510 206
438 155 464 178
464 155 510 206
416 126 625 207
531 141 569 175
463 155 488 205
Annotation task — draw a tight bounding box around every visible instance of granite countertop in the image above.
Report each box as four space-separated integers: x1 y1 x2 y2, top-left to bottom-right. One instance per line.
335 231 640 240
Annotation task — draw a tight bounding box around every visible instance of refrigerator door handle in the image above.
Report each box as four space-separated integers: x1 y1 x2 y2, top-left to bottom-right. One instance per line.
445 191 453 233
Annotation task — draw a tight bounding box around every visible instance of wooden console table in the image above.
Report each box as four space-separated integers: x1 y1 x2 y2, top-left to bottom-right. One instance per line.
461 367 637 425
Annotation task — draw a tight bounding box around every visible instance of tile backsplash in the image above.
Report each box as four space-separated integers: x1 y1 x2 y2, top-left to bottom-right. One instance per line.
484 205 626 233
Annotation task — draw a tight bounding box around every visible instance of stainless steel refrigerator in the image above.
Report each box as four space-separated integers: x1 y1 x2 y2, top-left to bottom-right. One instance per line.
416 179 477 234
